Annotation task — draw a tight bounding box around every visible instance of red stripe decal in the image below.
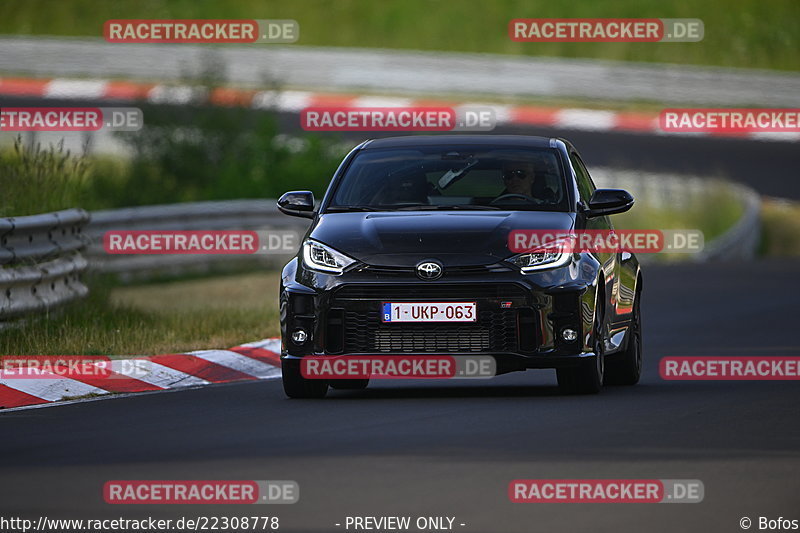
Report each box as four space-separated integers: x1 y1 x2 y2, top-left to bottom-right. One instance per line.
0 384 49 408
510 106 560 126
228 346 281 367
69 371 163 393
209 87 258 107
307 93 358 106
0 78 50 96
614 112 659 132
148 354 256 383
103 81 154 101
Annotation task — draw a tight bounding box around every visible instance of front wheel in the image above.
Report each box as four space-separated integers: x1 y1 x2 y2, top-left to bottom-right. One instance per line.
604 288 643 386
282 360 329 399
557 302 604 394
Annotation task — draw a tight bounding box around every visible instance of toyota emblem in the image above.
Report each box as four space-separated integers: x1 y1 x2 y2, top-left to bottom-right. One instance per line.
416 261 443 280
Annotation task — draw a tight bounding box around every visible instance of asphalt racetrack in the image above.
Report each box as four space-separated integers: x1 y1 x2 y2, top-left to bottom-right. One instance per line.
1 260 798 532
1 95 799 531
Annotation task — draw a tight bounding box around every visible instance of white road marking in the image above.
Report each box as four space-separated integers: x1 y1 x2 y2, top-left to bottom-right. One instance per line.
44 79 108 99
114 360 208 389
351 96 413 108
0 376 108 402
252 90 312 111
147 84 197 104
238 338 282 353
188 349 281 378
556 109 617 131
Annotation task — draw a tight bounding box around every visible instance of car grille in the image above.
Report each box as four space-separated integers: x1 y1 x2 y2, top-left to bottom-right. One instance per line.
327 284 531 354
360 264 514 277
333 284 527 300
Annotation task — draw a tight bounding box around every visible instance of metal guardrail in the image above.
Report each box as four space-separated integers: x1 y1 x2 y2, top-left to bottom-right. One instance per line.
592 169 762 262
693 185 761 261
85 200 310 280
0 209 90 319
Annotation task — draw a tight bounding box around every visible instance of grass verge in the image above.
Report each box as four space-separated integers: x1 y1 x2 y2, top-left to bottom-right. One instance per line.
0 272 281 356
760 198 800 256
0 138 90 216
1 0 798 71
613 180 744 239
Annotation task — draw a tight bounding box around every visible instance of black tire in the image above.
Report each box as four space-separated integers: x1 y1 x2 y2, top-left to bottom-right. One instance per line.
282 360 328 399
604 288 643 386
329 379 370 390
557 297 604 395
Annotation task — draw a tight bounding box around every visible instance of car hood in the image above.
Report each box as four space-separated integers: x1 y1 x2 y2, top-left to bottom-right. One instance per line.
309 211 576 267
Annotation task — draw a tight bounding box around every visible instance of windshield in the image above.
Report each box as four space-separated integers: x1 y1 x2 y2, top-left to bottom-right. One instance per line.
327 146 569 211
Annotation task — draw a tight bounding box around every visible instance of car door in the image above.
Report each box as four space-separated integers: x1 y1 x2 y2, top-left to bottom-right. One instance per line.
569 151 620 328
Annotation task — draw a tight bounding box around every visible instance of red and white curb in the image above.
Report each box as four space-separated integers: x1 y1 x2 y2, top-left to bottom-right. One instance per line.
0 338 281 411
1 76 798 143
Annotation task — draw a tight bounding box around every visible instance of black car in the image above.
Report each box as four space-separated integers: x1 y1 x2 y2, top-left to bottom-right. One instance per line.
277 135 643 398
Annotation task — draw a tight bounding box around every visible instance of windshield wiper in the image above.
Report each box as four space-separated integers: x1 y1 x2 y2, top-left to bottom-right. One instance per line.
327 204 502 212
452 205 501 210
325 205 380 212
392 204 500 211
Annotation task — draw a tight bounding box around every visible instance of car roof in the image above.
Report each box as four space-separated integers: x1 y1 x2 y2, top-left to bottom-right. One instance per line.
362 134 560 150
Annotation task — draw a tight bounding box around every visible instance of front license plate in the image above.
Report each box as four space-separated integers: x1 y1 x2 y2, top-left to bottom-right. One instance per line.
382 302 477 323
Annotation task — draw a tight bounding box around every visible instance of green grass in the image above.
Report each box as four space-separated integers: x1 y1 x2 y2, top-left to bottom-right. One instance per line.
611 179 745 261
0 138 89 217
614 180 744 239
0 272 281 356
0 138 138 217
0 0 798 71
760 198 800 256
0 109 348 217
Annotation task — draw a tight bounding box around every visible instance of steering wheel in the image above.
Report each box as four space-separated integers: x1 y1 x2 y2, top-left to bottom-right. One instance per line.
490 193 539 205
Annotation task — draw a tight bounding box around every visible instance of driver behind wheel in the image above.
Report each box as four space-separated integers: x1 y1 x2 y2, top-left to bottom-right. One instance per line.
500 161 537 197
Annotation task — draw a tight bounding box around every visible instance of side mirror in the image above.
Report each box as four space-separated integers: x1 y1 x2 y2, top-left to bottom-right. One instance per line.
585 189 634 217
278 191 315 219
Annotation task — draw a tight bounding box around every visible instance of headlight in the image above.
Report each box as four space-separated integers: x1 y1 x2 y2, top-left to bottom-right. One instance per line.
302 239 357 274
507 238 572 272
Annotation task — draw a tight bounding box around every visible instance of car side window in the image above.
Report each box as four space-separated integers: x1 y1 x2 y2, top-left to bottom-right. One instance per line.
569 152 595 204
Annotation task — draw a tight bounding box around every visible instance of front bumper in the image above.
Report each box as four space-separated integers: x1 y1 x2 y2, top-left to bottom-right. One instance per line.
280 256 601 372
